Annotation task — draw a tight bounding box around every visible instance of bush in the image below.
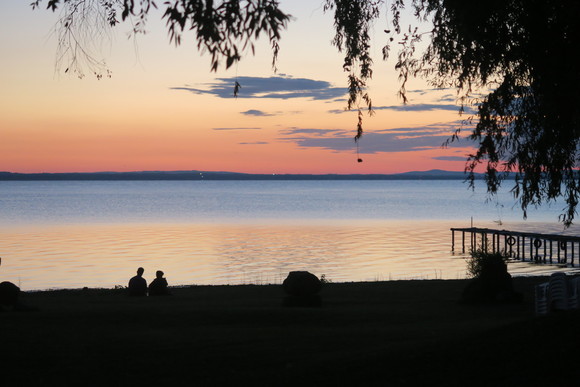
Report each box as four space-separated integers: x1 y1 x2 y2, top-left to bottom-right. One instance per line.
462 249 522 303
466 249 509 279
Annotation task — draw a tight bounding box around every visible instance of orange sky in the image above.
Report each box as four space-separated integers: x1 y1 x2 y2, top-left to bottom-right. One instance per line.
0 1 476 174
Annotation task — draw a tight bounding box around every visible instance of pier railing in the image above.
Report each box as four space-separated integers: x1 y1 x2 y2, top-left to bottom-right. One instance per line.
451 227 580 266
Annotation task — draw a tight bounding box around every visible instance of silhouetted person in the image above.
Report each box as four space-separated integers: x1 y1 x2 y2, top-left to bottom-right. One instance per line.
148 270 169 296
128 267 147 296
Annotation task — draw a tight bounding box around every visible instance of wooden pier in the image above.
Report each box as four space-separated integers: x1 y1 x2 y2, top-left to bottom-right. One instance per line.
451 227 580 266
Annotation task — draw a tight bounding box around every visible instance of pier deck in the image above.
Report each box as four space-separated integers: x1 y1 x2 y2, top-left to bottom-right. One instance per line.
451 227 580 266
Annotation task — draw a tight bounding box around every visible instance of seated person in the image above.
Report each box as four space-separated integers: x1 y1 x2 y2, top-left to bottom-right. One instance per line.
148 270 170 296
128 267 147 296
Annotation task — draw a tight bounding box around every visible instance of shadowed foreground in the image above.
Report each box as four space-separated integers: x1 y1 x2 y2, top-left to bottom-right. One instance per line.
2 277 580 386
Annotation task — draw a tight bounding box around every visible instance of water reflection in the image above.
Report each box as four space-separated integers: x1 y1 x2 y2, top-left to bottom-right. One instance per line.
1 220 579 290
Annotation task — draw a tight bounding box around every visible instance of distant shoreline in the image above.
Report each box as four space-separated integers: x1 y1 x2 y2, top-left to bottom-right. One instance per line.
0 169 484 181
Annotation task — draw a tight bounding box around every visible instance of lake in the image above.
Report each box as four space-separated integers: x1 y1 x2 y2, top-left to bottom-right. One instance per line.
1 180 578 290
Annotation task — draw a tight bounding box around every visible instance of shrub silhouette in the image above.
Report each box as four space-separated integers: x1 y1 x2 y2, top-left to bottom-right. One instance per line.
462 250 522 303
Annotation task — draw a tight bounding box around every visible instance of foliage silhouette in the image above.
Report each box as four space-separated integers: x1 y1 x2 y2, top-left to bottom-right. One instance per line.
462 249 521 303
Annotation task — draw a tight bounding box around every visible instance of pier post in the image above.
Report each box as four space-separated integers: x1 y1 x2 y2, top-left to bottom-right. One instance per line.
452 230 455 252
483 232 488 252
564 241 568 263
503 235 507 254
543 240 547 263
532 238 543 263
471 230 474 251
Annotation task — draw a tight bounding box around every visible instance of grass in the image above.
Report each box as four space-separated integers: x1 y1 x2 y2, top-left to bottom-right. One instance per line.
2 277 580 385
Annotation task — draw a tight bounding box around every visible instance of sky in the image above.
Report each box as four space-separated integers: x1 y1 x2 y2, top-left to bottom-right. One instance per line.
0 1 477 174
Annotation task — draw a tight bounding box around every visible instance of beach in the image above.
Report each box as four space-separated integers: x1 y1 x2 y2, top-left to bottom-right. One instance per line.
3 277 580 385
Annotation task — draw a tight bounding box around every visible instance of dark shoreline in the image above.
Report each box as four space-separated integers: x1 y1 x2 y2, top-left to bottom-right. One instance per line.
3 277 580 385
0 169 484 181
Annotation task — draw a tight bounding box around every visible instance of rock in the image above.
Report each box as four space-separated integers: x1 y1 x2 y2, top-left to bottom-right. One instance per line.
282 271 322 307
0 281 20 307
283 271 321 297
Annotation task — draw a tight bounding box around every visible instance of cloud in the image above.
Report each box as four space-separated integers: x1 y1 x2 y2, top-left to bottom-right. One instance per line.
212 127 261 131
438 94 457 103
328 103 475 114
407 88 452 95
171 75 347 100
279 127 349 136
375 103 465 112
432 156 468 161
278 121 475 154
241 109 276 117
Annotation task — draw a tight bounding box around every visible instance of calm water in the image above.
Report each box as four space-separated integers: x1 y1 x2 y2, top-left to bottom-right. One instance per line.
1 180 578 290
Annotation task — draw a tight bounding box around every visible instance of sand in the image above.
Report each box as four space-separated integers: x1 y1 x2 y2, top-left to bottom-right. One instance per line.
2 277 580 386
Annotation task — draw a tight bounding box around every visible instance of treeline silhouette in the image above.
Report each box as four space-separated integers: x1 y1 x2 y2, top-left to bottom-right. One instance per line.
0 170 486 181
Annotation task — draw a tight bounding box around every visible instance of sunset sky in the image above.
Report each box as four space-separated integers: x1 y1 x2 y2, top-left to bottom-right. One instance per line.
0 1 477 174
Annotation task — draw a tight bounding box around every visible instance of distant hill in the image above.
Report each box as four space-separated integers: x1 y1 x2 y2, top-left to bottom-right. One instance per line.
0 169 484 181
389 169 475 179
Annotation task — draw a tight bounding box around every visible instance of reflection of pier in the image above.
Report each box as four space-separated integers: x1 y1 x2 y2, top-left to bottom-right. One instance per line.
451 227 580 266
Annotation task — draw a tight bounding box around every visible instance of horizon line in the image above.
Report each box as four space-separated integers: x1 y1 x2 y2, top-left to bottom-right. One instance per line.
1 168 470 175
